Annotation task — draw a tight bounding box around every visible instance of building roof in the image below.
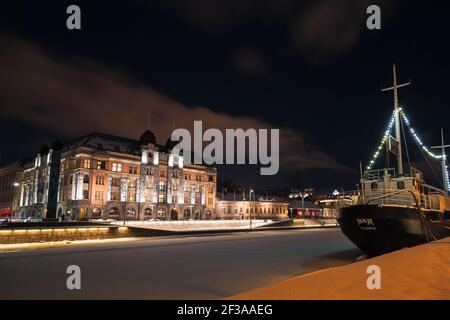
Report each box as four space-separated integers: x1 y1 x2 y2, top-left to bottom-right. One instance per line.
1 131 216 170
63 132 142 154
288 200 320 209
216 192 288 203
139 130 157 146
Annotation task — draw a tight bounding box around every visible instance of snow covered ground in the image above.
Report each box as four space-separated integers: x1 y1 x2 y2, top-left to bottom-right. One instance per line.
230 237 450 300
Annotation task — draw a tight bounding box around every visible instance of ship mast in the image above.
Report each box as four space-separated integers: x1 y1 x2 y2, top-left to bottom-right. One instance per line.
381 64 411 175
431 128 450 193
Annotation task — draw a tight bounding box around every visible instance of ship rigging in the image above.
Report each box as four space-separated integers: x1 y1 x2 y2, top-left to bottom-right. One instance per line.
337 64 450 257
365 64 450 192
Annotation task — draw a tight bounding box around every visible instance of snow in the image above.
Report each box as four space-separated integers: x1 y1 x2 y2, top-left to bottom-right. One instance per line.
230 237 450 300
109 219 275 231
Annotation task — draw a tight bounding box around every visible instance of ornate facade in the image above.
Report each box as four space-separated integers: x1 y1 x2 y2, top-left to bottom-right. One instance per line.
13 131 217 221
215 194 289 220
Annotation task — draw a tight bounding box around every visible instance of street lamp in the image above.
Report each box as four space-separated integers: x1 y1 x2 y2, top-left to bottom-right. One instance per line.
300 191 309 208
249 189 254 229
9 182 20 222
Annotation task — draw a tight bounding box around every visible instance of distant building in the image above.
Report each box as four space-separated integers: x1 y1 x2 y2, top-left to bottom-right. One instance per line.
0 161 23 216
289 199 337 218
5 131 217 221
215 193 289 220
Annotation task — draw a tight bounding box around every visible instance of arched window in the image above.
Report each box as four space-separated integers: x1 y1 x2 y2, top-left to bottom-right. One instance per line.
144 208 152 220
92 207 101 218
126 207 136 220
109 207 120 219
157 208 166 220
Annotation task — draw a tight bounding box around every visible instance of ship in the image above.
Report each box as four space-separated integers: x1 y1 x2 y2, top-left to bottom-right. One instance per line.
338 64 450 257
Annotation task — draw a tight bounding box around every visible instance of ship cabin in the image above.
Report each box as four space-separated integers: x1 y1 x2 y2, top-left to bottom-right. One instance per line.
361 167 450 215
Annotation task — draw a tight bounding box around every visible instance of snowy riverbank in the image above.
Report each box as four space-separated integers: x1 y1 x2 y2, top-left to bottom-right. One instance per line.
230 237 450 300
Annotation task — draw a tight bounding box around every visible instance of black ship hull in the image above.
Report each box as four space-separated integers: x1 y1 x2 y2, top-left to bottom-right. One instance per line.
338 205 450 257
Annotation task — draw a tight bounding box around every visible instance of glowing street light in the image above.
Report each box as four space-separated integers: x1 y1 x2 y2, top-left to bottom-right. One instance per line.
249 189 254 229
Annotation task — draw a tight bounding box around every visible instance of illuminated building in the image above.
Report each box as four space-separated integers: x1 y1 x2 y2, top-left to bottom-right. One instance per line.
0 161 23 215
9 131 217 221
215 193 289 220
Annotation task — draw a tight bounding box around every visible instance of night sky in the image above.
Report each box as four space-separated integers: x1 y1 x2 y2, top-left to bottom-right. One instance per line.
1 1 450 191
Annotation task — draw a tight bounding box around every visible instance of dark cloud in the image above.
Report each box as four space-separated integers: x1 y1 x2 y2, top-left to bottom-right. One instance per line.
230 47 269 77
155 0 295 28
155 0 401 61
290 0 401 61
290 0 368 61
0 36 350 175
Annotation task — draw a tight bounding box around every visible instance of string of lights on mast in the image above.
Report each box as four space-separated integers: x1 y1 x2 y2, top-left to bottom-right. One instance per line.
366 109 396 170
365 107 450 191
365 64 450 192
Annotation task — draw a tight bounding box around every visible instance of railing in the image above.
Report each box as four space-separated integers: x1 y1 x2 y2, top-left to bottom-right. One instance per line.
329 188 442 211
350 189 440 211
364 168 396 181
365 189 419 207
364 167 424 181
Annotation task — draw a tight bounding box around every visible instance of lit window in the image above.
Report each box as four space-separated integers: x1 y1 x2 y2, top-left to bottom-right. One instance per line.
111 191 120 201
111 178 120 187
97 161 106 170
95 175 104 185
112 163 122 172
